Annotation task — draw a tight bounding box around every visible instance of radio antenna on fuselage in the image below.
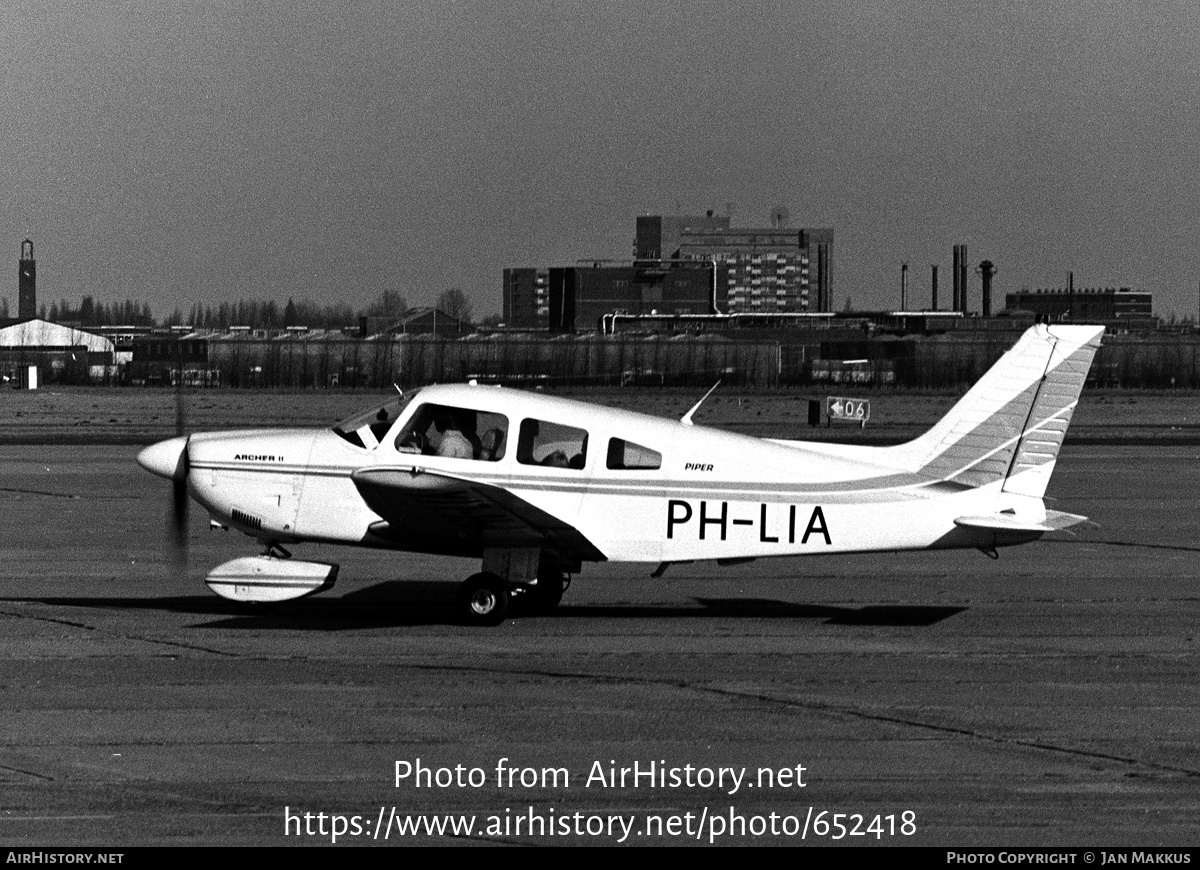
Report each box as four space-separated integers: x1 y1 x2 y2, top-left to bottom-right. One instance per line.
681 380 721 426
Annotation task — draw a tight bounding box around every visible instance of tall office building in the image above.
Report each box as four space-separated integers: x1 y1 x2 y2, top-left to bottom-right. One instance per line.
502 268 550 329
505 209 834 332
638 212 833 314
635 212 732 260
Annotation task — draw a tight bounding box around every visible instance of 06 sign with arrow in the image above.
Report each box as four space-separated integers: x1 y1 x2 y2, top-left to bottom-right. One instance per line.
826 396 871 428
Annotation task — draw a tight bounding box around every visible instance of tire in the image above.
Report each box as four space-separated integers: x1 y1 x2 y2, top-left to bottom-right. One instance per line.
526 571 566 614
458 572 510 626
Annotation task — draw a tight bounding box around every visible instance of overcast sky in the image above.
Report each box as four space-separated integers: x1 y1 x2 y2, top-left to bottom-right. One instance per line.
3 1 1199 320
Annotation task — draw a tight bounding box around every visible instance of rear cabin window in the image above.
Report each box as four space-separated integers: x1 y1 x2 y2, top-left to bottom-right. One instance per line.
517 419 588 469
606 438 662 470
393 404 508 461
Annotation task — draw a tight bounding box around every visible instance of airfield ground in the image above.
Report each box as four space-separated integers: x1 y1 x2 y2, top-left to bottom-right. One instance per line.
0 388 1197 846
1 384 1199 444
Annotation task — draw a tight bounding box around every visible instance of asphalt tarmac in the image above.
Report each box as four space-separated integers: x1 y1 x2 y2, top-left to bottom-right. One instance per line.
0 443 1197 846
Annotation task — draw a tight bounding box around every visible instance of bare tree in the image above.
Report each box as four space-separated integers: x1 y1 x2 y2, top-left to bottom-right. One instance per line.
436 287 473 323
366 288 409 319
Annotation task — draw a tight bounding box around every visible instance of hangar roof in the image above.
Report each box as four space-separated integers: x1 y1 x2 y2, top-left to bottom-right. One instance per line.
0 319 115 353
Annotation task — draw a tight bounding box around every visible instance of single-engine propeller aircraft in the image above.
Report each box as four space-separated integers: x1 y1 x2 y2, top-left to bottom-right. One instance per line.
138 323 1104 625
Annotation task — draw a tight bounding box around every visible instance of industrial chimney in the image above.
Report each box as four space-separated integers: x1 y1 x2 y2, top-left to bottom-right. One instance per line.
977 260 997 318
953 244 968 314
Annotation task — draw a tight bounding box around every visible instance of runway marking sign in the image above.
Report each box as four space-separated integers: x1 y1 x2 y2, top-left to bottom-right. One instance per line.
826 396 870 428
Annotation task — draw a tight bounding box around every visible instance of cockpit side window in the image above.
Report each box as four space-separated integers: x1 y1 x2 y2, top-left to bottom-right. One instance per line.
517 419 588 469
606 438 662 470
393 404 508 461
333 392 418 449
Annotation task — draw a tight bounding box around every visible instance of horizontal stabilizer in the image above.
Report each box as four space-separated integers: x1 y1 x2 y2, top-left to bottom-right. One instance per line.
954 509 1089 534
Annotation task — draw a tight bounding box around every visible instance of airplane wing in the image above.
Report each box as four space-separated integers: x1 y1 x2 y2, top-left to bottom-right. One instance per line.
350 466 606 562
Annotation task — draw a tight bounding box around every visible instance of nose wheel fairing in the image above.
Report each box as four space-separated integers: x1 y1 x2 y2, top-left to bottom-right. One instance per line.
204 555 338 604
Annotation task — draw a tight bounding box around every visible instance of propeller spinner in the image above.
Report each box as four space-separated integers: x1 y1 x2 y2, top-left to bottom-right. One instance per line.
137 434 191 563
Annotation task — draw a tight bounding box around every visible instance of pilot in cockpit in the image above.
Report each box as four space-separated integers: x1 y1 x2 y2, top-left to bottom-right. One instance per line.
396 404 487 459
433 408 476 459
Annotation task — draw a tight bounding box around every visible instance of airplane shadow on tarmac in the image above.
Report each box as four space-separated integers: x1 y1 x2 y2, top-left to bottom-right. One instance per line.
0 579 965 629
1044 538 1200 554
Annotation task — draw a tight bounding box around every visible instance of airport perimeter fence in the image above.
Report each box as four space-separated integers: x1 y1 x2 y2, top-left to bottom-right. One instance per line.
123 332 1200 392
879 333 1200 389
200 336 787 390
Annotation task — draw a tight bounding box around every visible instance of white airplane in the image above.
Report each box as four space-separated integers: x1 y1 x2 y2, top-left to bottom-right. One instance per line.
138 323 1104 625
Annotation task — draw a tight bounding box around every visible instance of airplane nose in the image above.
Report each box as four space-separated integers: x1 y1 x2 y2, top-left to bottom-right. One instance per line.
137 436 189 481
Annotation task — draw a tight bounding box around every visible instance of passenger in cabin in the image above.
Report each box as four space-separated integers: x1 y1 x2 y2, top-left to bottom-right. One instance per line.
517 418 587 469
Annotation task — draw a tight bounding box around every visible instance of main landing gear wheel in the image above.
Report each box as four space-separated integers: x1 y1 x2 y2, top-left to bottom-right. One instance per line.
458 572 509 626
526 571 567 615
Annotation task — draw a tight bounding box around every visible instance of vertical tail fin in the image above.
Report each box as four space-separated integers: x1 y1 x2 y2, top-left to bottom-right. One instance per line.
895 324 1104 497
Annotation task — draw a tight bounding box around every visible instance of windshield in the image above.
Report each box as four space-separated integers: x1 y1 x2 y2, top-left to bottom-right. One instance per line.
333 390 421 449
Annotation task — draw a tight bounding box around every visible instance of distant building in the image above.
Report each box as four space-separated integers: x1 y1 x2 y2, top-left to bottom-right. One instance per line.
634 212 731 261
374 307 472 338
0 318 113 355
131 331 211 385
92 324 155 370
0 318 115 383
502 268 549 329
1005 287 1154 329
639 212 834 315
548 261 714 334
357 308 473 339
507 209 834 333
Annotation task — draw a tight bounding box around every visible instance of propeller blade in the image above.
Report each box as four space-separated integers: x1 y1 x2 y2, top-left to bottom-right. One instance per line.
172 346 188 565
175 366 186 436
169 436 190 566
